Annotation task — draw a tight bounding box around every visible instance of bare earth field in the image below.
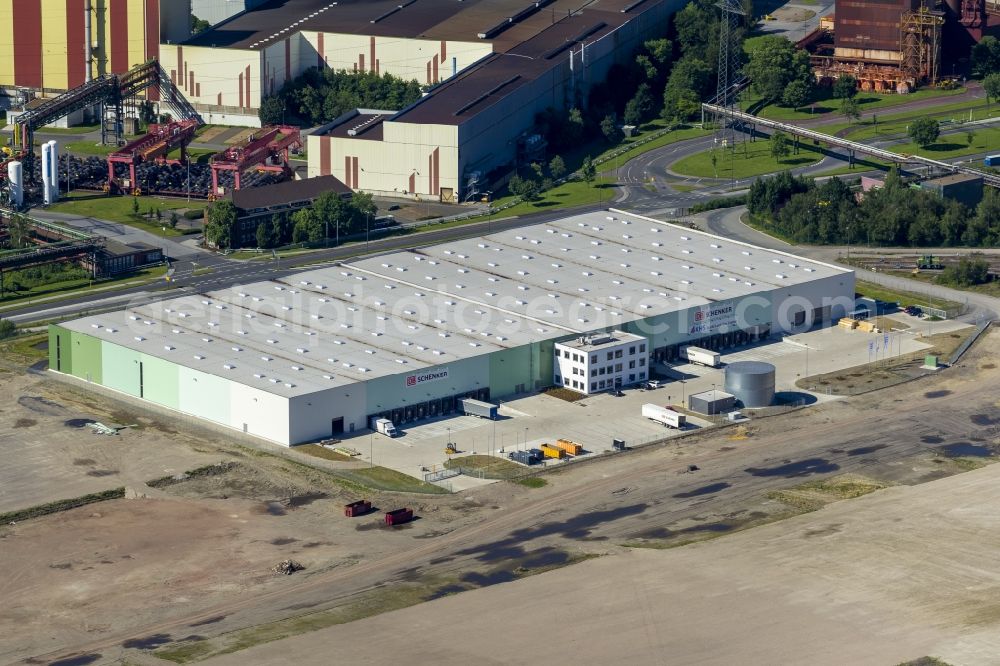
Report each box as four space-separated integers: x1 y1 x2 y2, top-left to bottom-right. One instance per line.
206 460 1000 666
1 330 998 666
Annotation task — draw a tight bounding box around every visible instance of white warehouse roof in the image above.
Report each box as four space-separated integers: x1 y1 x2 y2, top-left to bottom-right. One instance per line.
60 209 848 398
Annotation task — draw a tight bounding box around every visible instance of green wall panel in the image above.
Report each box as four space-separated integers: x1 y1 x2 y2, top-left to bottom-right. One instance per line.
140 354 179 409
70 330 103 383
102 341 141 397
48 325 72 374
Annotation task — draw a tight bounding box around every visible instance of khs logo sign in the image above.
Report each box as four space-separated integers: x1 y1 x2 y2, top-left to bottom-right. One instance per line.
406 376 417 387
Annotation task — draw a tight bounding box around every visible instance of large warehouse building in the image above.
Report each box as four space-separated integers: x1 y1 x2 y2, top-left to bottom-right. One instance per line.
48 210 855 446
0 0 190 94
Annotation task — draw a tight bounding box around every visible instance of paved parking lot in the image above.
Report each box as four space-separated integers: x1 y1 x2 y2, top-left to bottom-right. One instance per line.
340 319 964 486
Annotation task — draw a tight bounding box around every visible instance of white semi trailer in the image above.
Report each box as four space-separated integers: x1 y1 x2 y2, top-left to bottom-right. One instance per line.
642 403 686 428
680 345 721 367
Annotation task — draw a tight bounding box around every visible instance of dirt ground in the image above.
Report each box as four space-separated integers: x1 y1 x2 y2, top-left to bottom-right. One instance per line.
0 370 223 514
206 458 1000 666
4 331 1000 665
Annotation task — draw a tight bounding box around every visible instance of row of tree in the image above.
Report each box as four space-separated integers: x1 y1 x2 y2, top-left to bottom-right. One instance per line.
204 190 377 250
260 68 423 126
747 169 1000 247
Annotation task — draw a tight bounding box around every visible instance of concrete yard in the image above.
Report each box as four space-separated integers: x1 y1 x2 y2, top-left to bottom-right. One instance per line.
206 452 1000 666
342 320 953 484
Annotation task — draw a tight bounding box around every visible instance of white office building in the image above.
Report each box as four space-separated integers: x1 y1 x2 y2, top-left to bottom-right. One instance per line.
554 331 649 395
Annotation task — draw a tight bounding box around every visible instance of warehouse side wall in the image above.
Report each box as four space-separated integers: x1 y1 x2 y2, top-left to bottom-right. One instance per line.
160 42 263 115
298 32 491 85
308 124 460 198
287 384 366 444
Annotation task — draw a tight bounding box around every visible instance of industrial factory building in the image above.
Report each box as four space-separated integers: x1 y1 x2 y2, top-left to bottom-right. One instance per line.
805 0 992 90
48 210 855 446
150 0 680 197
0 0 190 95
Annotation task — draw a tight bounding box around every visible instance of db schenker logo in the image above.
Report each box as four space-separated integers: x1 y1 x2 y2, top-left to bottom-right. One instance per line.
694 310 704 321
406 376 417 386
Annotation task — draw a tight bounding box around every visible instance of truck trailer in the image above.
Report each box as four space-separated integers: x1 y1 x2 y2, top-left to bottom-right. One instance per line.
680 345 721 367
459 398 499 419
642 403 687 428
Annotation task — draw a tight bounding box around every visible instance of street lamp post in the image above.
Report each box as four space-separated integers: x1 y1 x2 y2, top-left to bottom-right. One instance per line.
369 432 374 468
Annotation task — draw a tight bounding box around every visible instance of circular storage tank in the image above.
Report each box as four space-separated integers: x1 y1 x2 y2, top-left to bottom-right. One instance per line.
724 361 776 408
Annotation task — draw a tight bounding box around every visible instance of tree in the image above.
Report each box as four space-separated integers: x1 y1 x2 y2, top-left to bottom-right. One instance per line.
966 131 976 149
663 88 701 122
191 15 211 34
941 257 990 286
746 36 813 103
549 155 566 180
256 221 278 248
6 213 29 249
131 197 139 215
259 96 285 125
204 200 238 249
971 36 1000 77
581 156 596 185
781 80 812 110
0 319 15 340
600 115 620 143
770 131 791 161
508 174 539 200
840 97 860 124
624 83 654 125
169 211 179 229
983 73 1000 109
832 75 858 99
290 208 323 244
908 117 940 147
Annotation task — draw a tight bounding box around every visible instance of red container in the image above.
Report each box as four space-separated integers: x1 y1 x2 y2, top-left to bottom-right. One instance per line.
385 508 413 525
344 500 372 517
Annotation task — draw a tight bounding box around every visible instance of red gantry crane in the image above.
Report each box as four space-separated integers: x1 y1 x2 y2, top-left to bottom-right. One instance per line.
209 126 301 195
106 119 200 195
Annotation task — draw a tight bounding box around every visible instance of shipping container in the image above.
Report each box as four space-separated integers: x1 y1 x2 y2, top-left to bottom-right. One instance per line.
385 508 414 525
540 443 566 459
554 439 583 455
986 155 1000 166
508 450 541 465
344 500 372 517
459 398 499 419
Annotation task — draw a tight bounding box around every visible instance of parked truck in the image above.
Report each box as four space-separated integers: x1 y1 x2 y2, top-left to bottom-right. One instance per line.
642 403 687 429
680 345 720 367
540 443 566 459
369 417 398 437
459 398 498 419
344 500 372 517
384 508 414 525
554 439 583 456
